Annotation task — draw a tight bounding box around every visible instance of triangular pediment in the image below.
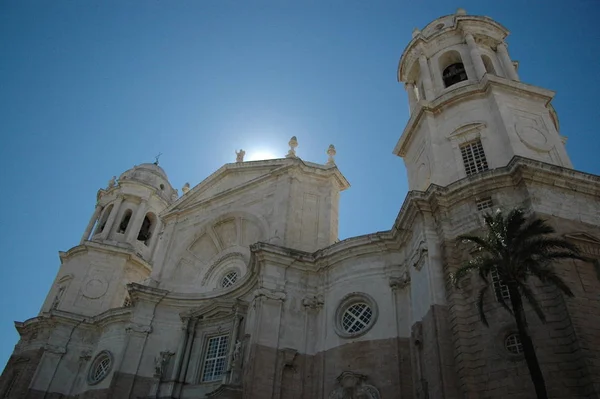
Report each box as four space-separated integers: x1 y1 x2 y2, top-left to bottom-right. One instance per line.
164 159 293 215
181 299 248 321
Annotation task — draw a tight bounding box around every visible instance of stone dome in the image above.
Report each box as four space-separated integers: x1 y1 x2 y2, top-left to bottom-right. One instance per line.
118 163 176 202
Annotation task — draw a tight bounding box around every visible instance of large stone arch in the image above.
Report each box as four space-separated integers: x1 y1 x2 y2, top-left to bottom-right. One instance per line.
168 211 268 290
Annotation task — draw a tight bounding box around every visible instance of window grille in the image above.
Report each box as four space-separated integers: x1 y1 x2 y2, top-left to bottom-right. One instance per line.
341 302 373 334
476 197 494 211
221 271 238 288
505 333 524 354
491 267 511 302
460 140 488 176
201 335 230 382
88 352 112 385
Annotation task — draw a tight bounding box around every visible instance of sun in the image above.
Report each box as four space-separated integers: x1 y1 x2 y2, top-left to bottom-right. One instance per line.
245 149 280 161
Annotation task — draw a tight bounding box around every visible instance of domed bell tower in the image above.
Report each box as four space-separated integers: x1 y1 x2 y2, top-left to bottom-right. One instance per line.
40 162 178 317
81 162 177 259
394 8 571 191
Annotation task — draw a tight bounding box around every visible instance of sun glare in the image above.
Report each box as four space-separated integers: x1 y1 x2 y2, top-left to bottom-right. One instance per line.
246 149 280 161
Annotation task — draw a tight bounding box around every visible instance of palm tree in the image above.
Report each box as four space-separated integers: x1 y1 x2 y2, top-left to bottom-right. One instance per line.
450 208 585 399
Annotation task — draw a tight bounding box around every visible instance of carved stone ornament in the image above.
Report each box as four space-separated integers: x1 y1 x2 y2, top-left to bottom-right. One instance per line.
126 322 152 334
411 241 429 271
328 371 381 399
389 271 411 290
254 287 286 301
154 351 174 379
302 294 324 309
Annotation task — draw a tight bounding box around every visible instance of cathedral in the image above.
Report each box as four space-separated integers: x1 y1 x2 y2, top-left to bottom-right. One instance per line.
2 8 600 399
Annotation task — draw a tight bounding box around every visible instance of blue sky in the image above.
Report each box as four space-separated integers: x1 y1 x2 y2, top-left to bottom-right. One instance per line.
0 0 599 369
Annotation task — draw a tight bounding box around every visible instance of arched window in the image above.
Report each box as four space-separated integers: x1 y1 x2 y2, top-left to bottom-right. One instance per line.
481 55 496 75
118 210 132 234
439 50 468 88
137 212 156 245
94 205 113 235
442 63 467 87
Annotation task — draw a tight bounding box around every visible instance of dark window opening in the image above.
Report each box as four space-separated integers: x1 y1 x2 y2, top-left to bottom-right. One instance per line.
137 214 154 245
95 204 113 235
118 210 132 234
442 63 468 87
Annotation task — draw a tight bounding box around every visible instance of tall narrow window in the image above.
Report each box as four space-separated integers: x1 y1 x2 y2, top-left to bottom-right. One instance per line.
491 267 511 302
201 335 230 382
137 213 155 245
460 139 489 176
95 205 113 235
118 210 132 234
481 55 496 75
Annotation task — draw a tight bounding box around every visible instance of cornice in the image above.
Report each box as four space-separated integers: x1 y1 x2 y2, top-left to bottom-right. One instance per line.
161 158 348 220
15 307 133 335
389 157 600 235
394 75 555 157
59 242 153 274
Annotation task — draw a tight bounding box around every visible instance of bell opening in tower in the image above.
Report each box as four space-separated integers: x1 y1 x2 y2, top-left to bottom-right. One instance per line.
442 63 468 87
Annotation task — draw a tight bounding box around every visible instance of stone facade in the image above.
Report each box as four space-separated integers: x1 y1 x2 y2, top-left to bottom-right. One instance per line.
2 8 600 399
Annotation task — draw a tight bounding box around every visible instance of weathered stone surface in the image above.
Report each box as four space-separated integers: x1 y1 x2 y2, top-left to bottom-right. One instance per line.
2 9 600 399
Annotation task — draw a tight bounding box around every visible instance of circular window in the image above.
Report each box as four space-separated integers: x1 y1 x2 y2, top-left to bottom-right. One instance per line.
334 293 378 338
88 351 112 385
221 271 238 288
505 333 524 355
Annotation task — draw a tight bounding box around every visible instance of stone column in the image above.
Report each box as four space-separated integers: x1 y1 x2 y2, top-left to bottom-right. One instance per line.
81 204 102 244
99 196 124 240
125 199 149 244
405 82 417 111
418 55 434 100
464 33 486 80
497 42 519 81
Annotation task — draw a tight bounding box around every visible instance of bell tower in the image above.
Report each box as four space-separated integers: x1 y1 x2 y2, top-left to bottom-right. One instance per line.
394 8 571 191
40 162 178 317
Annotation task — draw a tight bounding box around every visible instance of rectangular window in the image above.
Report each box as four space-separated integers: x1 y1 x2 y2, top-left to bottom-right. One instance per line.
201 335 229 382
491 267 511 302
460 139 489 176
476 197 494 212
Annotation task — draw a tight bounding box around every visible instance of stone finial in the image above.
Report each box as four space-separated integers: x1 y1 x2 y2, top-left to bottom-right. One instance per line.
456 8 467 15
412 28 421 38
286 136 298 158
235 149 245 162
326 144 336 165
107 176 116 189
182 182 190 194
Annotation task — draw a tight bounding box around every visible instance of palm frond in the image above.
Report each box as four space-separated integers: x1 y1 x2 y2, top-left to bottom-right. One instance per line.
477 284 490 327
458 234 498 255
505 208 526 243
527 265 574 297
519 283 547 323
514 218 554 243
517 237 581 257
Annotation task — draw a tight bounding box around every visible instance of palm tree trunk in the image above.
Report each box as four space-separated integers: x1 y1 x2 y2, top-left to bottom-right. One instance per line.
509 285 548 399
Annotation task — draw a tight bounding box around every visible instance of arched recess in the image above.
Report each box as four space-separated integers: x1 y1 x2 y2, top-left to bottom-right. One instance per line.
117 209 133 234
481 55 496 75
439 50 468 88
94 204 113 235
137 212 157 245
168 211 268 288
